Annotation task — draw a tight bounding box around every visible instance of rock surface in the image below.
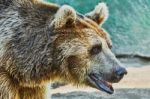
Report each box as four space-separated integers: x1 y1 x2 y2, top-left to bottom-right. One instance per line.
52 89 150 99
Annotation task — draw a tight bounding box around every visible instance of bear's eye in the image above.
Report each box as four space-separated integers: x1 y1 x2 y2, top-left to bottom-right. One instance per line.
90 44 102 55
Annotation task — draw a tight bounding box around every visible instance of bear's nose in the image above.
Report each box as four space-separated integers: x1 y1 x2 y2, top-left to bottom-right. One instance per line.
110 67 127 83
115 66 127 77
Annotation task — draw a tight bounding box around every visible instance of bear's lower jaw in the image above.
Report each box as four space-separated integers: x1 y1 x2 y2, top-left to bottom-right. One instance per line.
88 73 114 94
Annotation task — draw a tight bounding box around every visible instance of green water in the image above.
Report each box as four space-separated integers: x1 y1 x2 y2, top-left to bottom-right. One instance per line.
47 0 150 57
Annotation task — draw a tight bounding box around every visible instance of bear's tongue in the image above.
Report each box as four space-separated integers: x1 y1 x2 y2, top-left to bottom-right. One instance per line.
89 73 114 94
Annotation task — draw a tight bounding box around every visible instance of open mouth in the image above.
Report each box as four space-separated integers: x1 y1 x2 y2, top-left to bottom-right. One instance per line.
89 73 114 94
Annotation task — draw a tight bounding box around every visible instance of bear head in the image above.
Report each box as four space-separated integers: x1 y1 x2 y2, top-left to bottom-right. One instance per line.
50 3 127 94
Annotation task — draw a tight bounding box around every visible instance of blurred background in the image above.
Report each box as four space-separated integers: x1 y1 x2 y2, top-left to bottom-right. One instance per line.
45 0 150 99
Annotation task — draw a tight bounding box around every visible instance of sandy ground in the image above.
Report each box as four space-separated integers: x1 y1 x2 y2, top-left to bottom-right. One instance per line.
51 66 150 99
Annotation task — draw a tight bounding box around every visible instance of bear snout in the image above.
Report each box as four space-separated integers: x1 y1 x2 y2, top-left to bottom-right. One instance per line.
115 66 127 76
110 66 127 82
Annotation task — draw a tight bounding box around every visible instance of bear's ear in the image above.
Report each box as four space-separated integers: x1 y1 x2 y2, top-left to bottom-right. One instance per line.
52 5 77 29
85 3 109 26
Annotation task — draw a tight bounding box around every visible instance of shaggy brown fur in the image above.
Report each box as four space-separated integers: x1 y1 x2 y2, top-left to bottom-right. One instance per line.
0 0 126 99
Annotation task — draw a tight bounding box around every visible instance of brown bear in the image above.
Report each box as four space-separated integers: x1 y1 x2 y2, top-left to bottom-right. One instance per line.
0 0 127 99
